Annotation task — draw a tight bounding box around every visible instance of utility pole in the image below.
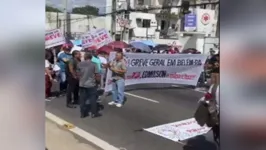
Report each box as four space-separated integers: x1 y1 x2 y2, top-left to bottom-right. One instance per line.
63 0 67 37
215 4 219 37
63 0 71 40
124 0 130 42
56 12 59 28
111 0 117 40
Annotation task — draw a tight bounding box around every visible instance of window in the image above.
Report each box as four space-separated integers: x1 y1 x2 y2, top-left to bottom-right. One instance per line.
161 20 165 30
139 0 145 5
137 0 144 5
142 19 151 28
171 24 176 29
200 4 206 9
136 18 142 27
136 18 151 28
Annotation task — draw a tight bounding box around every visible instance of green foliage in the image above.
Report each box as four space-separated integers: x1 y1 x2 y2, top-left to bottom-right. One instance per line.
46 5 61 12
72 5 99 16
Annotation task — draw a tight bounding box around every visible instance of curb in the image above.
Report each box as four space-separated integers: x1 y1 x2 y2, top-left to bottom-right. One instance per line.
45 111 120 150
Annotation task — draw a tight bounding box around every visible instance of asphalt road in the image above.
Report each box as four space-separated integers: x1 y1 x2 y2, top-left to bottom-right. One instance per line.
46 84 217 150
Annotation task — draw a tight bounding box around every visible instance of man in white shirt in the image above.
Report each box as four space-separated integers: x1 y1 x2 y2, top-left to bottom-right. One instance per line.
98 52 108 89
45 58 53 99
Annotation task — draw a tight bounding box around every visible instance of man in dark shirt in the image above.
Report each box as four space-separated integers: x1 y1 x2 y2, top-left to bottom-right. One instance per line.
66 50 81 108
78 52 101 118
208 53 219 84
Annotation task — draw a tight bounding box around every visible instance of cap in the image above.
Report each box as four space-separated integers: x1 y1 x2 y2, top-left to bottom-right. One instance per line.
61 43 73 51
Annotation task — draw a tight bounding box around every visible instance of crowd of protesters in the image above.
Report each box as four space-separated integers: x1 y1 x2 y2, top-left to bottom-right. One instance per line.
45 43 128 118
45 42 219 119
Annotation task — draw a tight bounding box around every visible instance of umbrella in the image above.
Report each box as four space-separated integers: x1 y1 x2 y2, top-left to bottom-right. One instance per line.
154 44 169 50
70 45 82 53
130 42 151 52
108 41 128 49
137 40 157 47
70 39 82 46
97 45 113 54
182 48 200 54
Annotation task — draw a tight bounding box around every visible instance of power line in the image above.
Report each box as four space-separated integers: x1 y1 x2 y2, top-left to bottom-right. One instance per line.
47 1 219 22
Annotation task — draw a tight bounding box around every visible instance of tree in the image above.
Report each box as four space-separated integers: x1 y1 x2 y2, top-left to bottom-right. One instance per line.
46 5 61 12
72 5 99 16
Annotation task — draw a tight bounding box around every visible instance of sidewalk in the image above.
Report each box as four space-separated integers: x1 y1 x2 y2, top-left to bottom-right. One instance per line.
46 119 100 150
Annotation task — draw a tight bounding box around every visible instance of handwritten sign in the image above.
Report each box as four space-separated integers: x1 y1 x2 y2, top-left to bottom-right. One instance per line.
81 28 113 49
81 33 94 48
144 118 211 141
45 29 65 49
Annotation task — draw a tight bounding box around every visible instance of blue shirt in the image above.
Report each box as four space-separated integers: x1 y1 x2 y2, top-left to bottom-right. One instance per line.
58 52 72 72
91 56 102 73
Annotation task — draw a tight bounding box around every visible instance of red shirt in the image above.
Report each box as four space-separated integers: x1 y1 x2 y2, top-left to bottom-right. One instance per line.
168 49 176 54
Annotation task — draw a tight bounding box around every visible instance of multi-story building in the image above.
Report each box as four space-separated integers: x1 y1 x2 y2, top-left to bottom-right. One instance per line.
46 0 219 53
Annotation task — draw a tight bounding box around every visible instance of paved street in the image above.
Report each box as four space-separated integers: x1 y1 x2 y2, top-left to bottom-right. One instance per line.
46 119 100 150
46 84 217 150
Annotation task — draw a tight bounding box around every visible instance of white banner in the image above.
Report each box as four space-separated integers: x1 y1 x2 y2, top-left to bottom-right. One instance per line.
81 28 113 49
104 52 207 92
144 118 211 141
45 29 65 49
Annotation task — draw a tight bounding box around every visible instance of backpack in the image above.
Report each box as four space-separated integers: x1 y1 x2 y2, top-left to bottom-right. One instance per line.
206 84 219 127
194 84 219 127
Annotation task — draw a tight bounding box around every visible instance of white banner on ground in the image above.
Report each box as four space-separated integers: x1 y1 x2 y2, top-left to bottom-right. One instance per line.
144 118 211 141
45 29 65 49
104 52 207 92
81 28 113 49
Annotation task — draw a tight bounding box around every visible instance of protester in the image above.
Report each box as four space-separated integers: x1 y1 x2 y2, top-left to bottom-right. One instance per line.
194 83 219 146
91 50 102 73
46 49 55 64
57 43 73 93
45 51 53 99
168 46 177 54
136 49 142 53
208 49 216 59
208 52 219 84
65 50 81 108
98 51 108 89
108 51 127 107
78 52 101 118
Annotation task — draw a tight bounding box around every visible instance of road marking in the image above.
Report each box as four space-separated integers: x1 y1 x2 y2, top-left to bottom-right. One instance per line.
125 92 160 103
171 85 181 87
194 88 206 93
171 85 206 93
45 111 120 150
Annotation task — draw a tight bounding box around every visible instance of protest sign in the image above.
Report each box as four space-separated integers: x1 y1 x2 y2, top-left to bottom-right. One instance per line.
104 52 207 92
45 29 65 49
81 32 94 48
81 28 113 49
144 118 211 141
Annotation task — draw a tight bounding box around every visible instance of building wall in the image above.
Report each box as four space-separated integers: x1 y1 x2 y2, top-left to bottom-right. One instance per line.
129 12 158 38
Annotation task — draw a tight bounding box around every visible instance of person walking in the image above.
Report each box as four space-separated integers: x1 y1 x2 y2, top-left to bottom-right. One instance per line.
57 44 73 94
108 51 127 107
66 50 81 108
208 52 220 84
98 52 108 89
45 52 53 100
78 52 101 118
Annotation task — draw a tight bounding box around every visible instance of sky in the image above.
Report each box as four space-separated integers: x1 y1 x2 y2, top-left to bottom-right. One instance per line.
46 0 107 13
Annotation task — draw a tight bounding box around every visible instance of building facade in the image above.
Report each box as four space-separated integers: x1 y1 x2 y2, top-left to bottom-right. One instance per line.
45 12 106 39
